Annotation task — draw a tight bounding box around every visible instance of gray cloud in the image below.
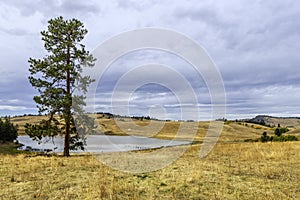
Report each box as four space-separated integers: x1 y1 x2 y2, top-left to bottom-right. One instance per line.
0 27 29 36
1 0 300 119
0 0 101 20
174 3 232 30
60 0 101 16
116 0 160 11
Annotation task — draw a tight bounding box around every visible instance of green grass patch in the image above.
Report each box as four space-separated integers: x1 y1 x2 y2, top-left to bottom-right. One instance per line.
0 142 24 155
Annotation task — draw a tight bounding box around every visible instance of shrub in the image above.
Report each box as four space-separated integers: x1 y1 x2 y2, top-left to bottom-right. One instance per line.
261 131 298 142
0 117 18 142
272 135 285 142
286 135 298 141
261 132 270 142
273 135 298 142
274 127 289 137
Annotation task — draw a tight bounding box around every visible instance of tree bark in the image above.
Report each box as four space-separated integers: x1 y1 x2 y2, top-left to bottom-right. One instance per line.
64 45 71 157
64 70 71 156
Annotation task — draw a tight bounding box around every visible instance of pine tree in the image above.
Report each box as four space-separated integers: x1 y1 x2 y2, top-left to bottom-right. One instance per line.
25 16 95 156
0 117 18 142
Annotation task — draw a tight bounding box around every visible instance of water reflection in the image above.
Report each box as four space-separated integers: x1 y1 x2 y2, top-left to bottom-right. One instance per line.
17 135 191 153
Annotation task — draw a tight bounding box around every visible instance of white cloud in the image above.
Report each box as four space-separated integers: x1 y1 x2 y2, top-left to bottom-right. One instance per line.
0 105 28 111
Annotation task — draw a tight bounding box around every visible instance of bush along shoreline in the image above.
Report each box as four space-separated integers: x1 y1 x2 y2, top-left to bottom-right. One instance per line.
0 117 18 143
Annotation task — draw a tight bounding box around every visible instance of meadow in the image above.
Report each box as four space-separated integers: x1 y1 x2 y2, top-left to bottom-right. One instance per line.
1 142 299 199
0 115 299 199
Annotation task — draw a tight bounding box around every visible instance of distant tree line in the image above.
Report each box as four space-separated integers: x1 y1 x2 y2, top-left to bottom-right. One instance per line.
0 117 18 142
96 112 156 121
131 116 151 121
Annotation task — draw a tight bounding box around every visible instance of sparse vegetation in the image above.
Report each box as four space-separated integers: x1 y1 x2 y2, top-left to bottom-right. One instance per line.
260 128 298 142
2 114 299 199
272 135 298 142
0 142 299 199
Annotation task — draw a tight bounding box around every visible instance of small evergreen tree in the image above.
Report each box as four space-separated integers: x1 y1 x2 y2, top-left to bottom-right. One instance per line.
274 127 289 137
274 128 282 137
0 117 18 142
261 132 270 142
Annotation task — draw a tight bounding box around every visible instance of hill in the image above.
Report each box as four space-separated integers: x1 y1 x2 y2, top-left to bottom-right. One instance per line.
245 115 300 128
9 114 276 143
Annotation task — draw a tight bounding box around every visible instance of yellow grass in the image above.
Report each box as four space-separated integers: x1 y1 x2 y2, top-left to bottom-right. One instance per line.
9 114 276 140
287 127 300 135
3 115 299 199
0 142 299 199
96 118 273 143
10 115 49 135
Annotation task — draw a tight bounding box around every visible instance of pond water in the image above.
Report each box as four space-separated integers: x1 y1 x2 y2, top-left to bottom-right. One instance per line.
17 135 191 153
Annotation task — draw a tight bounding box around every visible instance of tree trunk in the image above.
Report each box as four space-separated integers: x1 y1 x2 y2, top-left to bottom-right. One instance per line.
64 125 70 156
64 69 71 156
64 122 70 156
64 45 71 157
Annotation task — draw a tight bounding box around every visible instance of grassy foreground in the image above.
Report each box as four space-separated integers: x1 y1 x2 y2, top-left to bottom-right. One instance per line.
1 142 299 199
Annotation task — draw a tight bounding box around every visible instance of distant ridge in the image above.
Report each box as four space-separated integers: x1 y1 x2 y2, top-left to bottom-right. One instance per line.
244 115 300 128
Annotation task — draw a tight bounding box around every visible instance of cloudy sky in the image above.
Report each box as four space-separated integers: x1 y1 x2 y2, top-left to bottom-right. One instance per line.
0 0 300 120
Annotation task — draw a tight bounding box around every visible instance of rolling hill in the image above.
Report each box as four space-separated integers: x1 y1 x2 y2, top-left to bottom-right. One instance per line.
8 114 288 143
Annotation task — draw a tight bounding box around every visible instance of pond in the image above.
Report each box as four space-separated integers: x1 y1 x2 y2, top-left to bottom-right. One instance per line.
17 135 191 153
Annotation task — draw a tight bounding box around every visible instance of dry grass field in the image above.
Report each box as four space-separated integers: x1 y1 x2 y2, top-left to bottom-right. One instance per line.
0 142 299 199
10 114 273 141
1 115 299 199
